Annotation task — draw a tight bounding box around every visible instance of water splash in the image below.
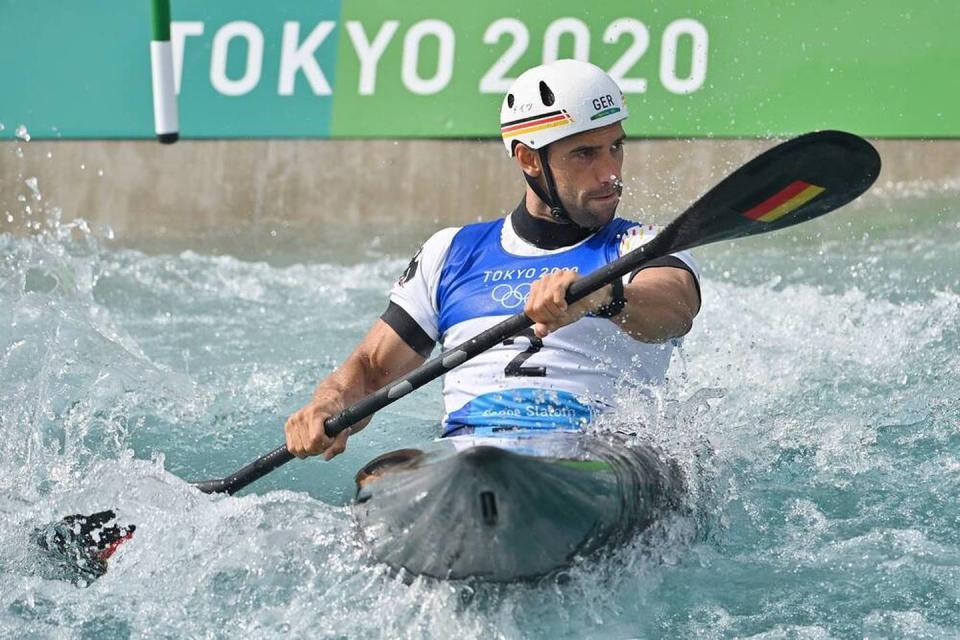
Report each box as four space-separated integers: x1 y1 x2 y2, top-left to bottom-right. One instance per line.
24 177 42 201
0 190 958 636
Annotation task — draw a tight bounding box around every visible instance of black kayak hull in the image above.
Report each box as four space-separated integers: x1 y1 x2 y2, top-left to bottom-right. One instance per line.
353 432 683 582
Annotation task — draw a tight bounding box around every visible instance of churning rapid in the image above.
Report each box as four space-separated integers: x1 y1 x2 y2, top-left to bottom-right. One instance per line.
0 176 957 637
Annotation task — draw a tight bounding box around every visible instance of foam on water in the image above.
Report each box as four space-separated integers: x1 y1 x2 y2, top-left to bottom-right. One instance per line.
0 191 958 638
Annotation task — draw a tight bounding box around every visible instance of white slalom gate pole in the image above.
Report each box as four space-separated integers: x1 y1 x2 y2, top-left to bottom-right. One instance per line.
150 0 179 143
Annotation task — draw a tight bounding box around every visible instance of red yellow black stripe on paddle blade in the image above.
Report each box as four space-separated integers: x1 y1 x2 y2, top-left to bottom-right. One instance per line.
743 180 826 223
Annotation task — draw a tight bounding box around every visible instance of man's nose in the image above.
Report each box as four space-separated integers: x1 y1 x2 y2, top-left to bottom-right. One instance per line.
595 152 621 185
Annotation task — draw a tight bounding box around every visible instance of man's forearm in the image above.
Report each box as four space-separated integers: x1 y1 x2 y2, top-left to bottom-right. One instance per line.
290 321 426 446
313 352 374 406
313 320 428 406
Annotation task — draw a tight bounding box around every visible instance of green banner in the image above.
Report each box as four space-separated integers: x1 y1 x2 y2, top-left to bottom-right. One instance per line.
1 0 957 139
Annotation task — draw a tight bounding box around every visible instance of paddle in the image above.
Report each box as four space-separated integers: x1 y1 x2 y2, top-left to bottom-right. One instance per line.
192 130 880 495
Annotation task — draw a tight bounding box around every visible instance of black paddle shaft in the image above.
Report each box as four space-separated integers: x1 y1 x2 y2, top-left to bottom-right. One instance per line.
192 130 880 495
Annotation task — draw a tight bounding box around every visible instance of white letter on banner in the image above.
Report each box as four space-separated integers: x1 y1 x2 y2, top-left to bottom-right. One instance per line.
543 18 590 63
401 20 455 95
171 22 204 95
279 21 335 96
210 21 264 96
346 21 399 95
660 19 708 95
479 18 529 94
603 18 650 93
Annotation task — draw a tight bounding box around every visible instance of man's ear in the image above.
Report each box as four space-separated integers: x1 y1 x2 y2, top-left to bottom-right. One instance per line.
514 144 541 178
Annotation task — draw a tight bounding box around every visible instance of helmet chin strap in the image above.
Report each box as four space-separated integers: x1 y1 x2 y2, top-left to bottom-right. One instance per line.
521 146 599 232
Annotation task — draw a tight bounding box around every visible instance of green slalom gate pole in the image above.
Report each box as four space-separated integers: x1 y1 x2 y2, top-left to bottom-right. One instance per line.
149 0 179 143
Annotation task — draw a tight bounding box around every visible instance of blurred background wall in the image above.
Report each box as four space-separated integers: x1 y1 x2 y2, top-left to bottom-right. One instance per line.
2 139 958 258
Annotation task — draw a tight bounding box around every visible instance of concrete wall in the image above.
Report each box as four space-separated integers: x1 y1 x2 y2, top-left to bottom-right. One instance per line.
2 139 958 259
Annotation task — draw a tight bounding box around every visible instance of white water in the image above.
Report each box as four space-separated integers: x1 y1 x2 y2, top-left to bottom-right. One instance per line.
0 176 958 638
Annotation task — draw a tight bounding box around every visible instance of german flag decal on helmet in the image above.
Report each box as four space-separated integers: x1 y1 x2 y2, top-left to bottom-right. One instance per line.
500 110 574 140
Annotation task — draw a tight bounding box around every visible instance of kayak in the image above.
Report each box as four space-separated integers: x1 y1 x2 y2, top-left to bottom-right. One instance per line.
352 430 684 582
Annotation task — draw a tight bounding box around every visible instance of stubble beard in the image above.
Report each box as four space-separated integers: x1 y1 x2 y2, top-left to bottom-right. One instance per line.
565 187 621 229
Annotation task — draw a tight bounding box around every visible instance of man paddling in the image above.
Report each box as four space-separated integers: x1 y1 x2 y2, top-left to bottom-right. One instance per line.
285 60 701 459
37 74 884 583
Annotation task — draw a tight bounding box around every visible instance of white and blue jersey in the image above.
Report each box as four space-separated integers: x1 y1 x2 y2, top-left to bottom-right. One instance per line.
381 210 699 437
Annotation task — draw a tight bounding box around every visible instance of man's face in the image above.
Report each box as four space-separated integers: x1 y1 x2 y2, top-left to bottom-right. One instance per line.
544 122 626 228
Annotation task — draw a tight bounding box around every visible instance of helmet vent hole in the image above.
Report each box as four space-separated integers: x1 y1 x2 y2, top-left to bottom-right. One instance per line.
507 93 514 108
539 81 555 106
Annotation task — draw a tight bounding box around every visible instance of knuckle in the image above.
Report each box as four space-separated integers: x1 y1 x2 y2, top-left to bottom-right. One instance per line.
306 433 327 453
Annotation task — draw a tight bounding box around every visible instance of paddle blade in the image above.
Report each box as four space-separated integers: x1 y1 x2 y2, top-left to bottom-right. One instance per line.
33 510 135 586
657 131 880 253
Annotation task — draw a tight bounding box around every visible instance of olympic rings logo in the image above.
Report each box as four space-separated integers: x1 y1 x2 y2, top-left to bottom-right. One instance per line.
491 282 532 309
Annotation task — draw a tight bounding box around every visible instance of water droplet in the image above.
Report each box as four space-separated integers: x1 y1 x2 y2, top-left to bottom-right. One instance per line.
14 147 24 158
97 169 104 177
5 213 13 223
80 163 86 170
15 125 30 141
0 122 5 132
46 152 53 159
24 177 42 201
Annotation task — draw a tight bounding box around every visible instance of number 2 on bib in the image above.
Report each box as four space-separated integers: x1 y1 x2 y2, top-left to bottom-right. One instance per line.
503 328 547 377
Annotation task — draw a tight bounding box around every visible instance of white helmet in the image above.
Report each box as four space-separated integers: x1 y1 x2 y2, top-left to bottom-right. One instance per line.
500 59 629 157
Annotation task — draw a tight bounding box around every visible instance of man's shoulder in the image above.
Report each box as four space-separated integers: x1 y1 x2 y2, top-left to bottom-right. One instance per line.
457 217 505 237
608 217 659 254
431 219 506 256
422 218 502 249
411 219 502 277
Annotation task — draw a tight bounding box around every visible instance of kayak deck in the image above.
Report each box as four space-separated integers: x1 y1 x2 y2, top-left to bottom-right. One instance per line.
353 432 683 582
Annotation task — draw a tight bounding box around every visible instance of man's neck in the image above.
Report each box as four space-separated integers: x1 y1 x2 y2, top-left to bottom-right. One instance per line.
510 198 594 250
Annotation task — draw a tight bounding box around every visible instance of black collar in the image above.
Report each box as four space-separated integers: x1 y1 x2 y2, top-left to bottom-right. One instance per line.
509 200 594 250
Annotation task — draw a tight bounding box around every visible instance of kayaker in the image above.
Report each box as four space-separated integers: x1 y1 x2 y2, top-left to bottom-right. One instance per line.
285 59 701 459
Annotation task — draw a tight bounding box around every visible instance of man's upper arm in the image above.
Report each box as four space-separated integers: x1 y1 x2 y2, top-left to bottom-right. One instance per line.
381 227 460 357
628 265 701 316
